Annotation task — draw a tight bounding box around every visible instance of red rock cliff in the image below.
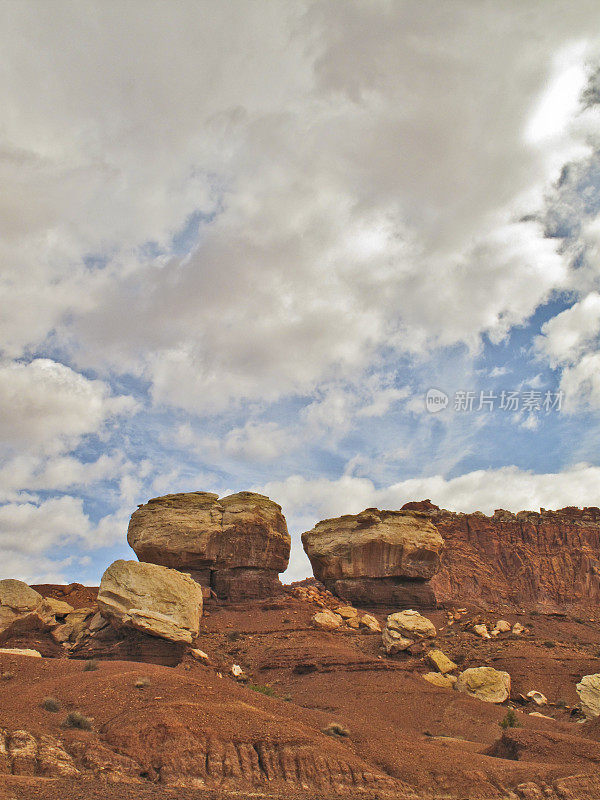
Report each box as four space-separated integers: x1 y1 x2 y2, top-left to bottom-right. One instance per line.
401 500 600 609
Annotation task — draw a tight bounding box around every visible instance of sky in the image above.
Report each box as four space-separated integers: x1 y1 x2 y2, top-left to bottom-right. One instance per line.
3 1 600 585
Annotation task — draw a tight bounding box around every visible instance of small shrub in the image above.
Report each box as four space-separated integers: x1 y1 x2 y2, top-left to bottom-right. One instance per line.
1 671 14 681
322 722 350 738
64 711 92 731
543 640 556 648
249 683 276 697
83 659 99 671
134 677 151 689
41 697 61 712
500 708 520 730
226 631 242 642
556 699 567 709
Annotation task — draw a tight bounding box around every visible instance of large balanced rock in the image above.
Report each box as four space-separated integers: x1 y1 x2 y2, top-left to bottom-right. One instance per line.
455 667 511 703
127 491 290 600
97 560 203 645
301 508 443 605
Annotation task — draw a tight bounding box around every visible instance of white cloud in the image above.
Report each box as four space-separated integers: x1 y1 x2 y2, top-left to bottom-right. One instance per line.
267 462 600 537
0 2 595 414
0 359 136 455
0 496 91 556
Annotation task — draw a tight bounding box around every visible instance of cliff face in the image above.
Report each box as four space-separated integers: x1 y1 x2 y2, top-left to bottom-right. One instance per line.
401 500 600 609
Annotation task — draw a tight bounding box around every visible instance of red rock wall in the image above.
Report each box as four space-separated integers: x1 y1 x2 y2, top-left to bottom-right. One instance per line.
401 500 600 609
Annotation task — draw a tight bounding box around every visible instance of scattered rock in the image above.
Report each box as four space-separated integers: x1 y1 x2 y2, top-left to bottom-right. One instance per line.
426 648 457 674
190 648 209 661
301 508 443 605
423 672 457 689
335 605 358 619
0 648 41 657
473 623 491 639
41 598 74 618
526 690 548 706
387 609 436 639
97 560 203 645
359 613 381 633
492 619 511 635
512 622 525 635
312 610 343 631
127 491 291 600
576 673 600 719
231 664 247 681
528 712 554 720
455 667 511 703
382 627 412 654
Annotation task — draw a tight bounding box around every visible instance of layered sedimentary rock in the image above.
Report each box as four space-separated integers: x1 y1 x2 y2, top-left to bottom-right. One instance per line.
97 560 203 644
402 500 600 609
127 491 290 600
301 508 443 605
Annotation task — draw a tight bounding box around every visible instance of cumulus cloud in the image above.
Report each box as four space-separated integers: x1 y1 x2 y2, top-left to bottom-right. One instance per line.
0 2 596 413
0 359 136 455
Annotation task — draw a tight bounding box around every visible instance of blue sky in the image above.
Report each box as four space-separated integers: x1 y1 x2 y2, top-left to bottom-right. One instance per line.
2 1 600 584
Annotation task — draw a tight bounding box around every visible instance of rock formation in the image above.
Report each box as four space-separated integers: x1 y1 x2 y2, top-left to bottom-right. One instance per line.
127 491 290 600
301 508 443 605
402 500 600 609
97 560 203 645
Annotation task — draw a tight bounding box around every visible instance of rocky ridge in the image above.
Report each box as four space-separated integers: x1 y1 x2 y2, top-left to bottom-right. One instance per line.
401 500 600 609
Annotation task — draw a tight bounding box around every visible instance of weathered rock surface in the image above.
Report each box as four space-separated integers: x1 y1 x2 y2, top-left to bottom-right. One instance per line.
127 491 290 600
426 648 457 674
0 579 52 642
0 728 79 777
403 500 600 609
301 508 443 605
97 560 203 645
455 666 511 703
423 672 457 689
387 609 437 639
382 626 412 654
577 674 600 719
312 610 343 630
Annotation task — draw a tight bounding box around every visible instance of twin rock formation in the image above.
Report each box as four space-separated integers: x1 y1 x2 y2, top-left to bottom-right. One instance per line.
90 489 600 649
125 492 443 608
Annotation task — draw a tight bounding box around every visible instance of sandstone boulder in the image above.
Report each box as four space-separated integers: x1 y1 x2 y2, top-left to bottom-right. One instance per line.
426 648 457 674
301 508 443 605
97 560 203 645
576 674 600 719
359 613 381 633
127 491 290 600
312 610 343 631
456 667 511 703
0 580 51 641
423 672 457 689
387 609 436 639
382 627 412 654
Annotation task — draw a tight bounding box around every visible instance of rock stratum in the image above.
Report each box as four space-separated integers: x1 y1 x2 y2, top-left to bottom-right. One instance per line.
301 507 443 606
401 500 600 610
127 491 290 601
